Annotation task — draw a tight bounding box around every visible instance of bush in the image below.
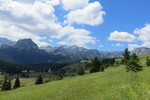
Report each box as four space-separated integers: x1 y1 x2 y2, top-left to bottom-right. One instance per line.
78 67 85 75
146 57 150 66
44 78 52 83
57 74 63 80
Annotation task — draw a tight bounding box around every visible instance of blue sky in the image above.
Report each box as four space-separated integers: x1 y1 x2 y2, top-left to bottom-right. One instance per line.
0 0 150 51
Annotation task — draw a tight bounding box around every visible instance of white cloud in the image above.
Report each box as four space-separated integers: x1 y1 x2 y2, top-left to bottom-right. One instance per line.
112 43 124 47
0 0 99 48
134 24 150 47
0 0 62 34
0 21 49 47
46 0 60 6
0 0 62 47
128 44 141 51
108 31 136 42
99 45 104 47
61 0 89 11
57 26 96 47
14 0 60 6
64 1 105 26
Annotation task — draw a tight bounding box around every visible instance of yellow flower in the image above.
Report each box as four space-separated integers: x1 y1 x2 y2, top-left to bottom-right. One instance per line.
138 82 146 88
128 88 136 96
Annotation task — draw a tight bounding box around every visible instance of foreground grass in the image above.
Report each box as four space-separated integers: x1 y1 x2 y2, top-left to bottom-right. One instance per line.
1 54 150 100
1 66 150 100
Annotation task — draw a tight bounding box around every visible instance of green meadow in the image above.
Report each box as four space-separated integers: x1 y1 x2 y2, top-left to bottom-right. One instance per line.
0 54 150 100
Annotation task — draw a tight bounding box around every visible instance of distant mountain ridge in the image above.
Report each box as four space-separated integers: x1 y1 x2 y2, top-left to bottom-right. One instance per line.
14 39 38 51
0 38 124 64
132 47 150 55
0 38 15 46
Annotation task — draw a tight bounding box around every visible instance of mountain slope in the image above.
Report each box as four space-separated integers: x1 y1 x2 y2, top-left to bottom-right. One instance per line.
0 38 15 46
44 45 123 62
132 47 150 55
0 38 123 64
0 39 50 64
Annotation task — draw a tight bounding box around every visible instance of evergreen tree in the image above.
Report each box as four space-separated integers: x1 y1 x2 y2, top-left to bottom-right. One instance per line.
122 48 130 64
6 78 11 90
1 76 11 91
100 66 105 72
1 76 7 91
35 74 43 85
146 57 150 66
90 57 101 73
13 77 20 89
126 53 142 73
78 67 85 75
26 73 29 78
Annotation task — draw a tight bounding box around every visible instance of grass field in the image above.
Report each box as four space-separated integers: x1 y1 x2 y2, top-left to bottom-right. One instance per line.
11 78 36 87
0 54 150 100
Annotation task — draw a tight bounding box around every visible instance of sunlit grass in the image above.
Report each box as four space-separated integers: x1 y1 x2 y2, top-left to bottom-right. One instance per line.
0 54 150 100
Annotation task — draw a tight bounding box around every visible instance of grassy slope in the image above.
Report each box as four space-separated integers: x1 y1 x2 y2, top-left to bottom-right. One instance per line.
11 78 36 87
0 54 150 100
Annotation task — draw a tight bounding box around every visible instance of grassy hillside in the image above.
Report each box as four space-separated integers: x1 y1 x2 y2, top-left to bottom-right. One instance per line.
0 54 150 100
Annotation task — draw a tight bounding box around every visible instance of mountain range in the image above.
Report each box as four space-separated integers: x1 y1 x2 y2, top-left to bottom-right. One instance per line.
132 47 150 55
0 38 15 47
0 38 149 64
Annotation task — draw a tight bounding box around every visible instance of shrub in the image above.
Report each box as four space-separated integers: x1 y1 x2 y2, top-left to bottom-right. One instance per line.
146 57 150 66
78 67 85 75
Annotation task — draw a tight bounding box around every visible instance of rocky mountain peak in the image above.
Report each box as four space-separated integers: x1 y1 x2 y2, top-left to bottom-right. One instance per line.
14 39 38 51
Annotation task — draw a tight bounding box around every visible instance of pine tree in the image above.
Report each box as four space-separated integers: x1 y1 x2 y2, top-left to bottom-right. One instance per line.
35 74 43 85
26 73 29 78
122 48 130 64
1 76 7 91
90 57 101 73
13 77 20 89
126 53 142 73
1 76 12 91
78 67 85 75
100 66 105 72
146 57 150 66
6 78 11 90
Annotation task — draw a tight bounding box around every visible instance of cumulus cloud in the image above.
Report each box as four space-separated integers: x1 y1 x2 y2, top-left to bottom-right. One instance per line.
0 0 62 34
134 24 150 47
14 0 60 6
0 0 62 47
64 1 105 26
0 20 49 47
61 0 89 11
108 31 136 42
57 26 96 47
0 0 101 47
128 44 141 51
112 43 124 47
